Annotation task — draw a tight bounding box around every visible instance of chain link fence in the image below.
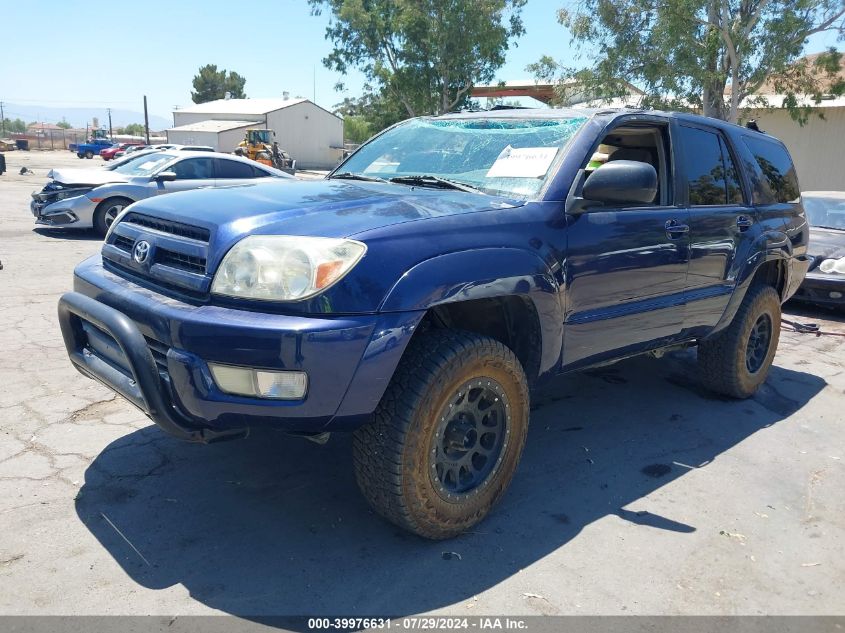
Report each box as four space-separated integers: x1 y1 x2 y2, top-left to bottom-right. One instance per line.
5 129 88 151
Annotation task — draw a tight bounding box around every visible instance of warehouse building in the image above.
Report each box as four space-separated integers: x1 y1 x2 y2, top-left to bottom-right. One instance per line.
167 97 344 169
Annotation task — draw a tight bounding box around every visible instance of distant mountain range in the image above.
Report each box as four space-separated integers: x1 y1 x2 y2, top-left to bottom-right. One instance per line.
3 103 172 131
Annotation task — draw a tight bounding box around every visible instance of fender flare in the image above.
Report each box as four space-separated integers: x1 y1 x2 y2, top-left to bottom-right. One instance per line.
709 231 792 337
379 248 563 375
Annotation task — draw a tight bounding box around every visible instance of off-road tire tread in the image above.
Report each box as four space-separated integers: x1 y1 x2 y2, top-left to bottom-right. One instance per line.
353 329 529 539
697 284 781 398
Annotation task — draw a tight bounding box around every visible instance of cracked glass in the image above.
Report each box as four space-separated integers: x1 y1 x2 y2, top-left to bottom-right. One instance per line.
338 117 588 199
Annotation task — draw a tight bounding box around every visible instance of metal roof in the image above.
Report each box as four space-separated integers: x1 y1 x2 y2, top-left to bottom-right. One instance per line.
166 119 261 133
174 98 309 115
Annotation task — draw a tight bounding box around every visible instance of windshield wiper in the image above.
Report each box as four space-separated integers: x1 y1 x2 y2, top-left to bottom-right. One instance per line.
389 175 483 194
331 172 389 183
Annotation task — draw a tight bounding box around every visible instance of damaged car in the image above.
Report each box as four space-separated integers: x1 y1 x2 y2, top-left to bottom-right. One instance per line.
32 151 293 236
791 191 845 309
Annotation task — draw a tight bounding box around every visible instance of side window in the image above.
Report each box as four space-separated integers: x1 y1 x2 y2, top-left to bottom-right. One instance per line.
216 159 259 179
742 136 800 204
678 125 726 205
171 158 214 180
583 124 671 206
720 137 744 204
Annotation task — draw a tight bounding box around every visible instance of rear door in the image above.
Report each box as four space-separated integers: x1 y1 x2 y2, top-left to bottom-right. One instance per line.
214 157 266 186
677 123 750 334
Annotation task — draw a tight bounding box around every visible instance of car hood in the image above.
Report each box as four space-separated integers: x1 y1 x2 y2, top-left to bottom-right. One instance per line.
47 168 130 186
123 179 524 242
808 226 845 271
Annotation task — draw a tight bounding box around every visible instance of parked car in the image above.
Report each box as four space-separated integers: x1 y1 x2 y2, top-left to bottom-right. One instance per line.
32 151 293 235
114 144 155 159
74 138 114 159
790 191 845 309
101 143 143 161
57 108 809 539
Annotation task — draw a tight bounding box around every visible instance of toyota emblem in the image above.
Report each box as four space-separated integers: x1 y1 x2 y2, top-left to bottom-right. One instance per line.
133 240 151 264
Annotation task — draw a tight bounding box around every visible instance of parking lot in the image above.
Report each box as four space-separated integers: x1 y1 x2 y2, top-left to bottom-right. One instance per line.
0 150 843 617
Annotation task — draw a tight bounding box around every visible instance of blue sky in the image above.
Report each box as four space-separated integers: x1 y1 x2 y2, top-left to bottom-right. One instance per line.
0 0 840 121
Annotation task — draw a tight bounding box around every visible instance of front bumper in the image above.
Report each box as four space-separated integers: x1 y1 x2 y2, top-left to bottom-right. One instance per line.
791 272 845 308
31 194 96 228
59 256 424 441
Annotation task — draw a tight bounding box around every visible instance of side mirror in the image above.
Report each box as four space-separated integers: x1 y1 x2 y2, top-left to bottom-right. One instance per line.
155 171 177 182
581 160 658 207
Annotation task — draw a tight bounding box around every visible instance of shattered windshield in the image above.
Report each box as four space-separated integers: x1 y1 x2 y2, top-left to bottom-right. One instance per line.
336 116 587 199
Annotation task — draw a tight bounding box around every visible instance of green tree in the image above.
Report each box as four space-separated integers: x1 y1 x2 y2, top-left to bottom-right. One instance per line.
334 85 408 131
1 118 27 133
56 119 72 129
532 0 845 123
342 114 374 143
310 0 526 117
191 64 247 104
122 123 146 136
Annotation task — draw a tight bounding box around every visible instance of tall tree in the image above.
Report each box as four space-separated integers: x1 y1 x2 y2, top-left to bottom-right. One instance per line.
532 0 845 123
123 123 146 136
310 0 526 117
1 118 26 133
191 64 247 104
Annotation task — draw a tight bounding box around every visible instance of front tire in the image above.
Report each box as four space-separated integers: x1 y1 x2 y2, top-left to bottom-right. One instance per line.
93 197 132 236
353 330 529 539
697 284 781 398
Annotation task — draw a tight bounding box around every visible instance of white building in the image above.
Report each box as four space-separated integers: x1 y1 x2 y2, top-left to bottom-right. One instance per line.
167 98 344 169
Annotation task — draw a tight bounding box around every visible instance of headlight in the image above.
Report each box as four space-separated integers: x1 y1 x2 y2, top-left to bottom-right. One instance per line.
211 235 367 301
818 257 845 274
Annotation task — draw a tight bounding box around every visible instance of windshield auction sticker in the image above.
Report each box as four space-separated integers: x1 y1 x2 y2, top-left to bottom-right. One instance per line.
486 145 558 178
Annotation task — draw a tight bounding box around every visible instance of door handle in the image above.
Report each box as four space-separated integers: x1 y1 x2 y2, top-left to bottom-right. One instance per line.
665 219 689 239
736 215 753 231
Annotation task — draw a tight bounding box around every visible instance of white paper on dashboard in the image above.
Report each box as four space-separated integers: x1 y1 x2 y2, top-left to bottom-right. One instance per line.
486 146 558 178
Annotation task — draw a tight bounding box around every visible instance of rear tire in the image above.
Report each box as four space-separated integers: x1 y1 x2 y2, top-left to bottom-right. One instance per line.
77 153 84 159
84 150 94 159
697 284 781 398
353 330 529 539
93 197 132 236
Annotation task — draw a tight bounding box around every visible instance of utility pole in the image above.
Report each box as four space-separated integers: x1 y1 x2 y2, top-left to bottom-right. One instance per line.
143 96 150 144
0 101 5 136
107 108 113 139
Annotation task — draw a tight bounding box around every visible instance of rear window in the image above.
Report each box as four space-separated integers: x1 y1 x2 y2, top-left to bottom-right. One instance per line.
216 159 258 179
742 136 800 204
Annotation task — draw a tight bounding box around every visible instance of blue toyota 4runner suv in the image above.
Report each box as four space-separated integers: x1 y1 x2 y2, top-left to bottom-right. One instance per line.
58 108 809 539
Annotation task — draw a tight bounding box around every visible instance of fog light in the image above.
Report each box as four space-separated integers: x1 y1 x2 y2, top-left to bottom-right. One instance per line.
208 363 308 400
830 291 843 300
255 370 308 399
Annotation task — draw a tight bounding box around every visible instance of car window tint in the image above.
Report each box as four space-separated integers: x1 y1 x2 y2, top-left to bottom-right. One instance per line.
742 136 800 204
216 159 258 179
720 137 744 204
679 125 726 205
172 158 214 180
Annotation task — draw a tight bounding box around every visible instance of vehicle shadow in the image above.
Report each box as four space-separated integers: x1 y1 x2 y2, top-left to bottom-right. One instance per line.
785 300 845 323
32 227 102 241
75 349 825 622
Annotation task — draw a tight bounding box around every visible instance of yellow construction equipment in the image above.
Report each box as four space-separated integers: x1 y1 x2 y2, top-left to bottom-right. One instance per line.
234 129 296 174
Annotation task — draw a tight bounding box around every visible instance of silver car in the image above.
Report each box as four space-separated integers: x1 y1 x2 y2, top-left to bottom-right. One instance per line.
31 151 294 235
